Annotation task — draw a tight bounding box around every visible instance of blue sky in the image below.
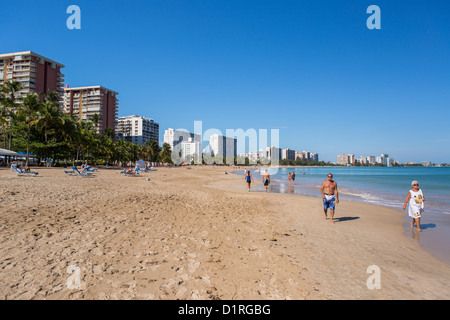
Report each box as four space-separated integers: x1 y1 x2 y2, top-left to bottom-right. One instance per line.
1 0 449 163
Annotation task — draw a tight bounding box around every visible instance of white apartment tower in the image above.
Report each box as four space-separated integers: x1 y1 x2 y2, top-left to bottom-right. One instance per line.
164 128 201 152
209 134 237 161
181 138 202 163
116 115 159 145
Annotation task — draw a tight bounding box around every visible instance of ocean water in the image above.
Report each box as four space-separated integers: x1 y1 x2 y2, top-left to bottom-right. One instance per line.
246 166 450 215
236 166 450 264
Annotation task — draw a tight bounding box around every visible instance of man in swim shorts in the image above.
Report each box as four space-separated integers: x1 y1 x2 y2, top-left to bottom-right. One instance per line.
263 170 270 192
320 173 339 223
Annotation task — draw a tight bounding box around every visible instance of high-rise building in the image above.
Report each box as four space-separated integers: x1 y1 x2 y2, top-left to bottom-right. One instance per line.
310 153 319 162
367 156 376 164
266 146 281 162
63 85 118 133
348 154 355 165
295 151 305 160
0 51 64 102
116 115 159 145
163 128 201 152
302 151 311 160
381 153 389 166
337 154 354 166
210 134 237 161
181 138 202 163
282 148 296 160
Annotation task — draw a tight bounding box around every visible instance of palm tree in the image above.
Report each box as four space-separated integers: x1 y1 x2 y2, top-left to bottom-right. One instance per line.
89 113 102 133
0 111 7 148
20 93 42 167
103 127 115 140
30 100 62 143
0 90 7 148
42 90 61 104
160 142 172 164
1 81 22 150
145 139 161 162
2 80 22 102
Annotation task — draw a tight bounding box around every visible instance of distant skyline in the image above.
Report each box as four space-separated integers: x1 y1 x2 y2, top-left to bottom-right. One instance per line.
1 0 449 163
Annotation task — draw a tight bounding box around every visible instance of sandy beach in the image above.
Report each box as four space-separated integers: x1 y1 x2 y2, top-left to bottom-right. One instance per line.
0 166 449 300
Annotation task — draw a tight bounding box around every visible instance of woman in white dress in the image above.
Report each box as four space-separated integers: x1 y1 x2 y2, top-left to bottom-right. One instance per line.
402 181 425 232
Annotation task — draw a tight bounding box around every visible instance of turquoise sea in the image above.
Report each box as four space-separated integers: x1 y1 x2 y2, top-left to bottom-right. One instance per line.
236 166 450 264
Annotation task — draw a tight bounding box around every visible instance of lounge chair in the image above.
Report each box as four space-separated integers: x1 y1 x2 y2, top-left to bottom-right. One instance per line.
11 164 39 176
120 167 140 176
65 166 93 177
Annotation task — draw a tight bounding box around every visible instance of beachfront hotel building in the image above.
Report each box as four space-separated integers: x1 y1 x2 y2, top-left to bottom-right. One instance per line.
338 154 356 166
0 51 64 102
63 85 118 133
295 151 304 160
181 138 202 163
266 146 281 162
310 153 319 162
163 128 201 152
209 134 238 161
116 115 159 145
282 148 296 160
293 150 319 162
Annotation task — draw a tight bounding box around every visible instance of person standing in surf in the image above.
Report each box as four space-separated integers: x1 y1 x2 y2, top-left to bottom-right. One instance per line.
403 181 425 232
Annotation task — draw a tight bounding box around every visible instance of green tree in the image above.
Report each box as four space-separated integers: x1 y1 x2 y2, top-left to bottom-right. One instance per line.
145 139 161 162
160 142 172 164
0 81 22 150
20 93 42 167
89 113 102 133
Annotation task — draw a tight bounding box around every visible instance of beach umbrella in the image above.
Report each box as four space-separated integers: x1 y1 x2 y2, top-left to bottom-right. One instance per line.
0 148 18 156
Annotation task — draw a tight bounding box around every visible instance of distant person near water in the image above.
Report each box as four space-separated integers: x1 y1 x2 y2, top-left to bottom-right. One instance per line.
403 181 425 232
291 171 296 185
263 170 270 192
245 170 254 192
320 173 339 223
288 172 292 184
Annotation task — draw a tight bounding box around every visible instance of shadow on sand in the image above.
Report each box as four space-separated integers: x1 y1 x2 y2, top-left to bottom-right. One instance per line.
418 223 437 230
333 216 360 223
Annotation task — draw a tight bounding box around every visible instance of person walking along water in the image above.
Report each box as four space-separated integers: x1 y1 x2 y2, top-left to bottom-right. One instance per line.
403 181 424 232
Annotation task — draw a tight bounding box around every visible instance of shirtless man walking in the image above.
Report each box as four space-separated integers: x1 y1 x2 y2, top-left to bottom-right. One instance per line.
320 173 339 223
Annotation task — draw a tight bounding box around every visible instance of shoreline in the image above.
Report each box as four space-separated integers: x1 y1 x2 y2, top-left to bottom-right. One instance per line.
208 167 450 298
232 169 450 266
1 167 449 299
